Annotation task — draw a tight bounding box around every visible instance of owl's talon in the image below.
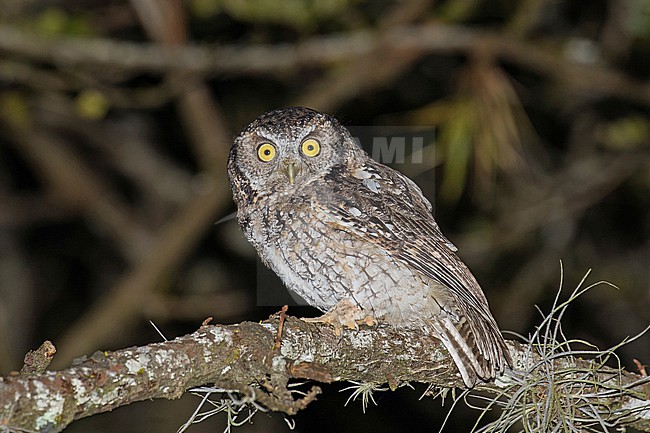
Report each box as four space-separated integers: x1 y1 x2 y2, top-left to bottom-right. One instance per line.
302 299 375 335
362 315 376 327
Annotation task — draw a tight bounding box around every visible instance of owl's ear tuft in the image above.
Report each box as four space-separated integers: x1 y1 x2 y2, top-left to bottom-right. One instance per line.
340 128 367 161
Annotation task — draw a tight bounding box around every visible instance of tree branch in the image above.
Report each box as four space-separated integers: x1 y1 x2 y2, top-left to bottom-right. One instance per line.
1 316 649 432
1 23 648 105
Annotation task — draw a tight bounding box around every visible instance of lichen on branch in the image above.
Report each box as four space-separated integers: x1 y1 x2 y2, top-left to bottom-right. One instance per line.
1 314 649 432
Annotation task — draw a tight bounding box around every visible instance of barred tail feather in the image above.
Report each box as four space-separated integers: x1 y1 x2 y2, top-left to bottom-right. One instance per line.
432 318 480 387
432 313 510 388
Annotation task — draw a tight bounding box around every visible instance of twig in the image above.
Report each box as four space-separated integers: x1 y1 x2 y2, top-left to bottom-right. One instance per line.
275 305 289 350
20 341 56 375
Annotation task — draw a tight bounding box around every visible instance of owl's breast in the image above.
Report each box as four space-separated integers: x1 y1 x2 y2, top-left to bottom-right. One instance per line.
242 193 435 325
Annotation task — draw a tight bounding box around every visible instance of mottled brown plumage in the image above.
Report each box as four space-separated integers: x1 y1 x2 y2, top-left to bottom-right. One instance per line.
227 107 511 387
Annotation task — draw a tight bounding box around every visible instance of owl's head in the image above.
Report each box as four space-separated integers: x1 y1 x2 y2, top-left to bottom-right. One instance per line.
228 107 364 205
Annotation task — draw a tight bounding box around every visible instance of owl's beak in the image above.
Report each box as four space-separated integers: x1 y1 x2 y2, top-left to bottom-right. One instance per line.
281 160 300 185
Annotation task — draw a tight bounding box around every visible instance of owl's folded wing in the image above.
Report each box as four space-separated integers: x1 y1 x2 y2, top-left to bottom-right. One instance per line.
314 162 490 313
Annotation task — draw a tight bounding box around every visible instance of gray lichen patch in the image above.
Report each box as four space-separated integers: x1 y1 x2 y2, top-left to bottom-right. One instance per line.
280 328 318 363
348 330 374 349
33 378 65 430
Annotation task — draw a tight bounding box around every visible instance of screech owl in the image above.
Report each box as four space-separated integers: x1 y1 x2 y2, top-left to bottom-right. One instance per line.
227 107 510 387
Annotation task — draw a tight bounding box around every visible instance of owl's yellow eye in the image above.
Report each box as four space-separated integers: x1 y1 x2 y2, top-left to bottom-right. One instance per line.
301 138 321 157
257 143 276 162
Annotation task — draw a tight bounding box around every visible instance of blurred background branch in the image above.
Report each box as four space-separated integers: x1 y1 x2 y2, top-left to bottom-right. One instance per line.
1 22 649 105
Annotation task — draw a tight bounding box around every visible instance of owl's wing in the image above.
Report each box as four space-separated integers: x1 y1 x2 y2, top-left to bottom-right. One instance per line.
314 161 487 307
311 161 509 384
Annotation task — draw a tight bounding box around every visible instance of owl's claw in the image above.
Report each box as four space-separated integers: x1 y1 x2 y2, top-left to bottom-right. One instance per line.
302 298 375 335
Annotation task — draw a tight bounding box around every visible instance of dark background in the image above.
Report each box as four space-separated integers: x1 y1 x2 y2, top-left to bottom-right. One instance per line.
0 0 648 431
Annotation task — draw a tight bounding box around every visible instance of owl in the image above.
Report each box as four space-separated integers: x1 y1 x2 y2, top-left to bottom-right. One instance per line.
227 107 510 387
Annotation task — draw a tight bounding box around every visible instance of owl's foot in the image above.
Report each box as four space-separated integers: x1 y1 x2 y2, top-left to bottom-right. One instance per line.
302 298 375 335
